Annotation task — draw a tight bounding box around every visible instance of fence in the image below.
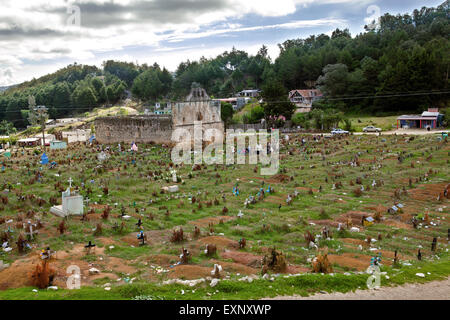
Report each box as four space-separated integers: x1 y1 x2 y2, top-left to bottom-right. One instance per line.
227 123 266 131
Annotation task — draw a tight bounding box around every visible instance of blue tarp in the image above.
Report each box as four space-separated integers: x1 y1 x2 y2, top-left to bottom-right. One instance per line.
40 153 49 165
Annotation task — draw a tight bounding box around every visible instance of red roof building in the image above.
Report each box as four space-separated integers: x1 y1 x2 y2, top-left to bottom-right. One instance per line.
289 89 323 113
397 108 443 129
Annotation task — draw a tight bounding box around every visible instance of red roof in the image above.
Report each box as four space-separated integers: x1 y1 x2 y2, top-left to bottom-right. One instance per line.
289 89 323 99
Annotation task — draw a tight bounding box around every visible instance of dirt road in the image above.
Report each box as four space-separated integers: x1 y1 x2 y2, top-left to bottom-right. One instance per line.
354 129 447 136
264 278 450 300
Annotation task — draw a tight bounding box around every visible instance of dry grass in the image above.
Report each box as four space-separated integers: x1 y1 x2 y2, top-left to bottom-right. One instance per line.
312 251 333 274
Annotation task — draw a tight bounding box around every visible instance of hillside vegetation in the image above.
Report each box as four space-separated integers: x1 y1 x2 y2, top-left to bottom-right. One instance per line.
0 1 449 129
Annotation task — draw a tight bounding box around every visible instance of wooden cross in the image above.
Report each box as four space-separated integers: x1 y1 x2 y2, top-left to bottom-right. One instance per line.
431 237 437 252
85 241 96 254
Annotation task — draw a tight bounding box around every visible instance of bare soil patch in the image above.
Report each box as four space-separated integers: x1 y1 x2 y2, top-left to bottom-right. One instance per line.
222 250 262 268
409 183 448 201
328 253 373 271
188 216 235 228
168 265 213 280
197 236 239 249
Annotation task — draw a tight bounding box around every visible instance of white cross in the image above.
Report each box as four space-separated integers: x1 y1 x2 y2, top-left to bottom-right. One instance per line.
68 177 73 188
25 223 38 240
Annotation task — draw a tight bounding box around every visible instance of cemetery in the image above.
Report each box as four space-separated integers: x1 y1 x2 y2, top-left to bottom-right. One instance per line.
0 131 448 300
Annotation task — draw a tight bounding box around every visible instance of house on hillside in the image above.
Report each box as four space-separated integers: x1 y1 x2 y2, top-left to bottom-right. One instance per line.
154 102 172 115
397 108 443 130
216 97 249 111
289 89 323 113
236 89 260 98
56 118 80 124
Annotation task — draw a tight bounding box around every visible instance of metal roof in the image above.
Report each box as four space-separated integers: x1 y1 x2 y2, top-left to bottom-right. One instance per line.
397 115 439 120
421 112 441 117
18 138 40 142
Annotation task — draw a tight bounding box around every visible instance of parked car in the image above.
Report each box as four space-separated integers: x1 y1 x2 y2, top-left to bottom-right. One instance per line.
331 128 349 135
363 126 382 133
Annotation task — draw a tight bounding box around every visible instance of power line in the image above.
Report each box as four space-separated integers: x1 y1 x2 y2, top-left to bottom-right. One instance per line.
0 89 448 123
0 89 449 115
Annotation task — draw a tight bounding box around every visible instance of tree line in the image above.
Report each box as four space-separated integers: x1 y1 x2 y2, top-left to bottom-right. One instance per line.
0 1 448 129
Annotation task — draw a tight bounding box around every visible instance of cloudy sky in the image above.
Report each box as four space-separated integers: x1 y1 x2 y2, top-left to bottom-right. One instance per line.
0 0 444 86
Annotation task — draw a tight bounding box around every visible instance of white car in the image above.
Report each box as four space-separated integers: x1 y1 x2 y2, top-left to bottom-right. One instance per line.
331 129 349 135
363 126 382 133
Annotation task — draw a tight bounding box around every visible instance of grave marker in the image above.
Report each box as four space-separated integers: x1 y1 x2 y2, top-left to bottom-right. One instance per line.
50 178 84 217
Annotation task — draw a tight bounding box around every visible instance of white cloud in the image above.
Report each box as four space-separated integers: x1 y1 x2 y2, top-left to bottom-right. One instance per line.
0 0 367 85
164 18 346 43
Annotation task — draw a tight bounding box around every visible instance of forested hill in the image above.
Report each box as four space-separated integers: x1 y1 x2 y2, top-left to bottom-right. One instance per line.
0 1 449 128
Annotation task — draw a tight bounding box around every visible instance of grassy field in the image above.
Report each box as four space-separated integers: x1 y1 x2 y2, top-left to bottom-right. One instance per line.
231 101 400 132
0 258 448 300
348 116 399 132
232 101 260 124
0 132 448 300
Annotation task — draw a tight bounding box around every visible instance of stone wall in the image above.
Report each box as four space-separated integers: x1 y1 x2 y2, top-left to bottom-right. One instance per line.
95 116 173 144
94 88 224 145
172 88 224 143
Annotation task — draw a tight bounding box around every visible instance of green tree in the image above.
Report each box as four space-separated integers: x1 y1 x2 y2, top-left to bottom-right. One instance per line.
261 81 295 122
0 120 17 148
317 64 349 97
72 85 97 112
132 69 164 101
248 105 265 123
52 82 72 117
220 102 234 128
91 77 106 103
292 112 309 129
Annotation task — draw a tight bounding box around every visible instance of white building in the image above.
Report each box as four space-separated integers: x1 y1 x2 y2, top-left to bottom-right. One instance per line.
236 89 260 98
62 129 92 143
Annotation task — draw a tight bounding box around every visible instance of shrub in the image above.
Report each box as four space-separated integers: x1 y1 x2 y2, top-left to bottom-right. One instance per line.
262 248 287 274
170 228 184 243
353 187 363 197
31 260 55 289
312 251 333 274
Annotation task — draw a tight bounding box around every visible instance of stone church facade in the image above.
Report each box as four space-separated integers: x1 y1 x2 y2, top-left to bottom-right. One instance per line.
95 87 224 144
